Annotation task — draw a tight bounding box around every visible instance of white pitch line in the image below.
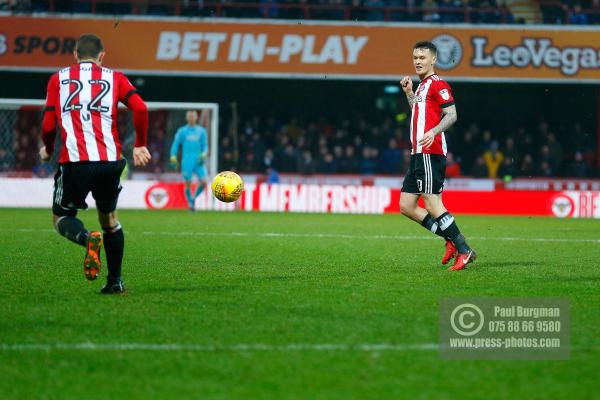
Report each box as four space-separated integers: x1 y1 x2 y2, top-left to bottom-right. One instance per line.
7 229 600 243
138 231 600 244
2 342 597 353
0 342 438 352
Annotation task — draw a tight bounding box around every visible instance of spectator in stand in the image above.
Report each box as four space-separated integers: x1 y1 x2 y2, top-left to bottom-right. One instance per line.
350 0 365 20
546 132 563 171
516 127 536 154
404 0 423 21
477 129 493 154
360 146 378 174
537 145 557 175
591 0 600 24
483 140 504 178
503 137 518 165
541 0 567 23
394 127 412 149
497 0 514 23
0 147 12 171
16 128 37 170
567 151 589 177
476 0 506 23
266 167 280 184
497 156 517 180
519 154 535 177
279 144 297 172
446 152 461 178
262 148 276 172
241 152 259 172
422 0 441 22
569 3 589 24
318 153 337 173
339 145 360 173
439 0 464 23
332 145 344 170
537 160 554 177
365 0 385 21
297 149 316 175
570 122 594 157
470 156 489 177
458 129 477 173
381 138 403 174
388 0 405 21
219 136 235 170
400 149 412 174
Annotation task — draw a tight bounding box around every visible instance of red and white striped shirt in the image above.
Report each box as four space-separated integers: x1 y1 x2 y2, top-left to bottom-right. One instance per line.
42 62 148 164
410 74 455 156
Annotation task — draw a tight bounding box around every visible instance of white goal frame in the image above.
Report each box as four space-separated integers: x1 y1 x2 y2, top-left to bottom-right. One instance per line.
0 99 220 178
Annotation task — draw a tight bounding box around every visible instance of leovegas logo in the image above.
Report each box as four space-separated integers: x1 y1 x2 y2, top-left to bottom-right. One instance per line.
472 37 600 76
155 31 369 65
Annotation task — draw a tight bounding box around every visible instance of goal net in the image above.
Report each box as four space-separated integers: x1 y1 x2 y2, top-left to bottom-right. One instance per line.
0 99 219 179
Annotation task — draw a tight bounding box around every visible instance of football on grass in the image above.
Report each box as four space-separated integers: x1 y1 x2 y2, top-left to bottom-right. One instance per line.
211 171 244 203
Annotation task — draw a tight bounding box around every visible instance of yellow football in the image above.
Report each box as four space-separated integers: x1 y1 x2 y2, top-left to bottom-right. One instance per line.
211 171 244 203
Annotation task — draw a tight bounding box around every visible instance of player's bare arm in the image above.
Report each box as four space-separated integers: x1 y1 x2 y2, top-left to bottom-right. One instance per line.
400 76 417 106
432 105 457 135
125 86 150 167
418 105 458 148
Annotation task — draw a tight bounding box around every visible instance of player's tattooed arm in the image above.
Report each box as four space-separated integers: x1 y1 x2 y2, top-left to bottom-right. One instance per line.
405 92 418 107
400 76 417 106
432 105 457 135
419 105 457 148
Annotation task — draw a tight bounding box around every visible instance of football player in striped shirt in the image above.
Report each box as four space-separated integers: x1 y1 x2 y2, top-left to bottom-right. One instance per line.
39 34 151 293
399 41 476 271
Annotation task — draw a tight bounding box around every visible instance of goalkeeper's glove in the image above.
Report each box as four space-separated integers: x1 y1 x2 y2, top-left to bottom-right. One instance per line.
199 152 208 162
169 155 178 170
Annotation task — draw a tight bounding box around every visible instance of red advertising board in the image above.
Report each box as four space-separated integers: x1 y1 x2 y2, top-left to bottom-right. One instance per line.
144 182 600 219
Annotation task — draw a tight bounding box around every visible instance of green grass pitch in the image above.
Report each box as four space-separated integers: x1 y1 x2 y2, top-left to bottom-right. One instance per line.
1 209 599 399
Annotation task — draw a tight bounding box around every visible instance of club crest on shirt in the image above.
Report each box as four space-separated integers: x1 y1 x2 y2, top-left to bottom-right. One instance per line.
439 89 450 101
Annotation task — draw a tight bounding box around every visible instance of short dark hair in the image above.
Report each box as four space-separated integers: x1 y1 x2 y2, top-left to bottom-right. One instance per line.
76 34 104 59
413 41 437 55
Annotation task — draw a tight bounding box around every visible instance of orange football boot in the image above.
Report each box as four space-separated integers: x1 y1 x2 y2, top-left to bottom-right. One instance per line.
84 231 102 280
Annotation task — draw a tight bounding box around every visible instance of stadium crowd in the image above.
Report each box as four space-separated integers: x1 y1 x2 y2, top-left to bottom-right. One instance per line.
0 109 596 179
0 0 596 25
1 0 500 23
216 115 597 179
540 0 600 24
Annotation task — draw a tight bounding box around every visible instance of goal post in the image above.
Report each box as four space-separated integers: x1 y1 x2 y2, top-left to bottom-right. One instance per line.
0 98 220 179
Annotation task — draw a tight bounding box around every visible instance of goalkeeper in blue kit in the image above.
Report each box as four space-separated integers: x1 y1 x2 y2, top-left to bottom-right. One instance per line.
170 110 208 211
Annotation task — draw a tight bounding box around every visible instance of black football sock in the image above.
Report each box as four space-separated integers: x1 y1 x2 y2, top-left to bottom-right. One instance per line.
103 224 124 283
436 212 471 253
56 216 88 247
421 214 447 239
